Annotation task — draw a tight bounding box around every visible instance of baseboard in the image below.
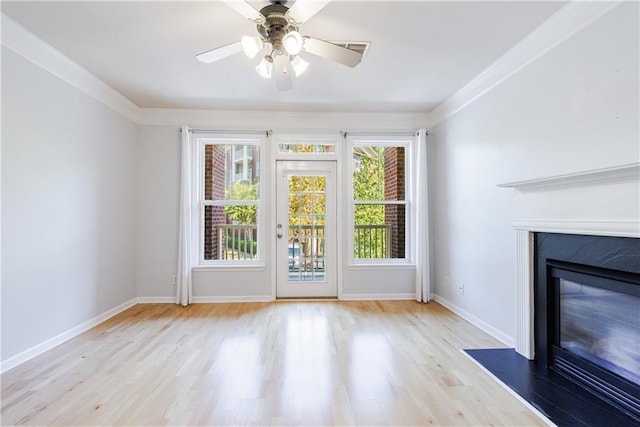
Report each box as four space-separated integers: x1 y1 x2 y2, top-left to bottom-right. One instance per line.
433 295 515 347
137 296 176 304
0 297 138 374
192 295 274 303
340 293 416 301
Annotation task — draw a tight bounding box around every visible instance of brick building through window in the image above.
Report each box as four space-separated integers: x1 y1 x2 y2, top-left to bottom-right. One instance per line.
203 144 260 261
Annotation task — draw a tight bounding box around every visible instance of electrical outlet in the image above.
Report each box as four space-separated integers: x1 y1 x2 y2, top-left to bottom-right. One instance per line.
444 276 450 287
172 275 178 285
458 282 464 294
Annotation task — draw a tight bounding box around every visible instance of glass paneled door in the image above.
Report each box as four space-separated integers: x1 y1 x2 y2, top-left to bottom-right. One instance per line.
276 161 337 298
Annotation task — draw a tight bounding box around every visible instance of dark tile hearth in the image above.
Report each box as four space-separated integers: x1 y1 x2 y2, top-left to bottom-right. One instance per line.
464 348 639 427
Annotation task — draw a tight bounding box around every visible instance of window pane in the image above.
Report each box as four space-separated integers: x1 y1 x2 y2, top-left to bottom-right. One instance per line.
354 204 406 259
279 143 335 154
204 144 260 201
204 206 258 261
353 146 405 201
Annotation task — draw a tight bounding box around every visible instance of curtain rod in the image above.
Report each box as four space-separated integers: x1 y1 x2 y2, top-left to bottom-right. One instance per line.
341 130 425 138
178 128 271 136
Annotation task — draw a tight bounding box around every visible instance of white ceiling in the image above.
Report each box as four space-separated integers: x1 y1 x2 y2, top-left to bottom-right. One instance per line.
2 1 566 113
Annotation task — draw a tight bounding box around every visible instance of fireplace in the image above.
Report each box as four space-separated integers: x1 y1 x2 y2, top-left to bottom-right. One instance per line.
535 233 640 422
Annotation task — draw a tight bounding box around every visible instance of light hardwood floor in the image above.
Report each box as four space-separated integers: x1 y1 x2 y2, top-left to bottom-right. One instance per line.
1 301 546 426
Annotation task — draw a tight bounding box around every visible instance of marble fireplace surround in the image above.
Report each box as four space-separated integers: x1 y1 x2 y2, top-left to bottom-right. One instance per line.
498 162 640 359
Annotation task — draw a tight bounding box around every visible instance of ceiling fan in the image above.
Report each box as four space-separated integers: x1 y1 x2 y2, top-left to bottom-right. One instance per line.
196 0 367 91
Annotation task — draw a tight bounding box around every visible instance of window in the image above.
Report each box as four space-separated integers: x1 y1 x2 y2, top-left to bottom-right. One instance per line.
199 138 262 264
279 143 335 154
277 135 337 156
350 138 410 262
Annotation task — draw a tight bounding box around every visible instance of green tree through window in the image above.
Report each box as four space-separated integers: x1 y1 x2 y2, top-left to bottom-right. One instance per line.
224 181 258 224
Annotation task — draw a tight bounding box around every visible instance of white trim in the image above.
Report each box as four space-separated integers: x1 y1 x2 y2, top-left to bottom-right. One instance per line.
137 297 176 304
1 14 141 123
346 134 415 266
0 298 137 374
193 134 267 268
350 136 414 145
512 220 640 238
430 1 620 125
192 265 267 272
273 132 340 161
275 160 338 298
505 166 639 357
192 295 274 303
340 293 415 301
515 230 535 359
498 163 640 192
512 220 640 360
336 136 345 301
347 263 415 270
433 295 515 347
139 108 432 129
353 200 408 206
460 351 556 427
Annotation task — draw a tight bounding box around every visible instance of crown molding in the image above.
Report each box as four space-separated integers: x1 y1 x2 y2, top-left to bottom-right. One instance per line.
138 107 432 130
0 12 430 129
1 14 142 123
430 0 621 126
3 1 621 128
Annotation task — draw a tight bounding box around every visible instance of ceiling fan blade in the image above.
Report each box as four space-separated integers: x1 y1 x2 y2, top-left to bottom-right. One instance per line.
274 55 293 91
302 37 363 68
223 0 264 22
196 41 242 64
286 0 331 23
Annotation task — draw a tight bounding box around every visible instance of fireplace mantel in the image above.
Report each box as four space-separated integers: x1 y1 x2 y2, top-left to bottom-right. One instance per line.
499 163 640 359
498 162 640 192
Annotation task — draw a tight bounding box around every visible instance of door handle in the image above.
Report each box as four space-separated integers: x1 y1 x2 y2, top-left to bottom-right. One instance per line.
277 233 283 239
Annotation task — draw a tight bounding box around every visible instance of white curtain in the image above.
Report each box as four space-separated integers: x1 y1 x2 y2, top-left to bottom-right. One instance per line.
177 126 194 306
415 129 431 302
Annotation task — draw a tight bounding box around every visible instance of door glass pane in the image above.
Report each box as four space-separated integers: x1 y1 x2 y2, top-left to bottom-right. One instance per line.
288 175 326 282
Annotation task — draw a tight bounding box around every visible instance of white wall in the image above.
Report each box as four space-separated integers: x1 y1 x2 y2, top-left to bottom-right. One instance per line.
431 2 639 344
136 113 429 301
136 125 276 301
136 126 181 299
1 48 139 362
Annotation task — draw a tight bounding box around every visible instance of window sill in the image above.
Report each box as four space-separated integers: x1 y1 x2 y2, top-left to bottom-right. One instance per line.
193 264 267 273
346 263 416 271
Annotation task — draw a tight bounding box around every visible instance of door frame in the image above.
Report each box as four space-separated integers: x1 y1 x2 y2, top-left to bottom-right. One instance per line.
274 160 338 298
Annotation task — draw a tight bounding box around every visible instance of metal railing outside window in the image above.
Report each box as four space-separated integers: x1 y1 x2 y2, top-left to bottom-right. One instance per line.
215 224 392 260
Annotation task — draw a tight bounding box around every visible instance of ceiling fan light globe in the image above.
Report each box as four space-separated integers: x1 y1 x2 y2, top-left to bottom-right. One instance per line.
256 56 273 79
282 31 303 55
290 56 309 77
241 36 264 59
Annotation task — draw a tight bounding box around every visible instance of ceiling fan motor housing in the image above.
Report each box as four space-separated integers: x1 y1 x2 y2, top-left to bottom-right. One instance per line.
257 4 298 50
